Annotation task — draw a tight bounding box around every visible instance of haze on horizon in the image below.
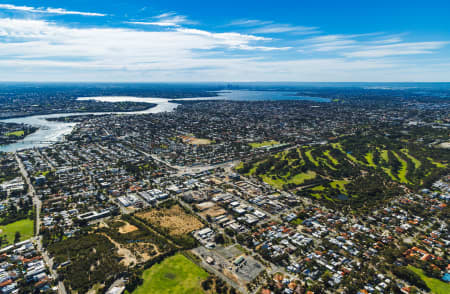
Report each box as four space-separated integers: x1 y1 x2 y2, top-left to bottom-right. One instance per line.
0 0 449 82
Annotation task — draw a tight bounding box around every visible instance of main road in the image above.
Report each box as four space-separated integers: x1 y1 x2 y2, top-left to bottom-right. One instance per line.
15 153 67 294
15 153 41 235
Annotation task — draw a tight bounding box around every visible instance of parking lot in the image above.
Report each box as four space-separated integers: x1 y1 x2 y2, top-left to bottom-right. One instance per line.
193 245 264 284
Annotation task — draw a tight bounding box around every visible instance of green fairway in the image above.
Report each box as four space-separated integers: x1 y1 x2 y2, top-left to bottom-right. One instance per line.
427 157 447 168
392 151 410 184
364 152 377 168
323 150 339 165
247 162 261 175
380 149 389 163
260 171 316 190
0 219 34 246
133 253 209 294
311 185 325 191
331 143 363 165
261 175 286 189
382 167 397 181
249 140 280 148
330 180 349 193
305 149 319 166
408 266 450 294
5 130 24 137
290 171 316 185
311 193 322 199
401 149 422 169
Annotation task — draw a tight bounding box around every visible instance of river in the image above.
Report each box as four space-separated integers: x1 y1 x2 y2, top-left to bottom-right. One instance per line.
0 90 329 152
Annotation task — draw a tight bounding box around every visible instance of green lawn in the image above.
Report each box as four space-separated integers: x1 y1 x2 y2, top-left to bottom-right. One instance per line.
133 253 209 294
408 266 450 294
0 219 34 246
5 130 24 137
249 140 280 148
291 218 303 225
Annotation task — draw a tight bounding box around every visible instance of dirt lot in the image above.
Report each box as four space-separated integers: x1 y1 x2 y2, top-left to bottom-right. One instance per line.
118 222 138 234
180 135 212 145
136 205 204 236
200 206 227 218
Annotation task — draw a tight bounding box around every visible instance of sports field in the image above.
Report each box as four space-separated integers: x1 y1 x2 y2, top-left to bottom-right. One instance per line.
0 219 34 246
133 253 209 294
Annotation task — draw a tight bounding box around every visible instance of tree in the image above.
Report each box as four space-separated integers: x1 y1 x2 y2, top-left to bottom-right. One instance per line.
14 231 21 243
225 227 235 237
214 233 225 244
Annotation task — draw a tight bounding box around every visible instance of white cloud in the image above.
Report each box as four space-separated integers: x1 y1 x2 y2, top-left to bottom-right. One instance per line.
0 4 105 16
0 16 448 81
251 24 319 34
129 12 194 27
228 18 319 35
0 17 284 69
127 21 180 27
344 42 448 58
228 19 273 27
299 33 448 58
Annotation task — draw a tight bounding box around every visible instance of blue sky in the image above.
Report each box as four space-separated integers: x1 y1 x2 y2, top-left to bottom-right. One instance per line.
0 0 449 82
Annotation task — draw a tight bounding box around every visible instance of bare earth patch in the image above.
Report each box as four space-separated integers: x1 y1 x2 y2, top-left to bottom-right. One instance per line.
180 135 212 145
101 234 137 267
200 207 227 218
118 222 138 234
136 205 204 236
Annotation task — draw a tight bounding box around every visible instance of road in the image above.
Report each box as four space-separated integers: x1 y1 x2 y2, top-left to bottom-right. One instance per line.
15 153 67 294
15 153 41 235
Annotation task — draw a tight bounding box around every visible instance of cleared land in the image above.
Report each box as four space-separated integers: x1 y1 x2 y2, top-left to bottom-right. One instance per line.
0 219 34 245
408 265 450 294
136 205 204 237
133 253 209 294
180 135 212 145
118 222 138 234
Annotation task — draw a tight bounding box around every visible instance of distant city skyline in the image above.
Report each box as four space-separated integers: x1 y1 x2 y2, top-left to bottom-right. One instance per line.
0 0 449 82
